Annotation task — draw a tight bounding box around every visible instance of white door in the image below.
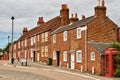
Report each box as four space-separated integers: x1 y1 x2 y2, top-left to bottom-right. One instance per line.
71 52 75 69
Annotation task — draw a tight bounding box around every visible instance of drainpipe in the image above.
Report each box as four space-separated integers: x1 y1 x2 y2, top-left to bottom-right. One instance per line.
84 26 87 71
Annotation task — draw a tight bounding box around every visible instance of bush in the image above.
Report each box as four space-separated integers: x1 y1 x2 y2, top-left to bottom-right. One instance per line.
114 66 120 77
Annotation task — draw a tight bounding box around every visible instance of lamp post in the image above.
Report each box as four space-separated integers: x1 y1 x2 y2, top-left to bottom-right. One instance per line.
8 36 10 44
11 16 15 58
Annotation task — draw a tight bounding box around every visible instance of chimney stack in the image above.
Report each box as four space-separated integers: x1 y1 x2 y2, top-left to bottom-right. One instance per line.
60 4 70 26
23 27 28 34
70 13 79 23
37 17 44 25
94 0 106 17
82 15 85 20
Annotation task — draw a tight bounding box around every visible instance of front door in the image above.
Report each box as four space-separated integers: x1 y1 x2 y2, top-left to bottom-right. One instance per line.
57 51 60 66
71 52 75 69
33 51 36 62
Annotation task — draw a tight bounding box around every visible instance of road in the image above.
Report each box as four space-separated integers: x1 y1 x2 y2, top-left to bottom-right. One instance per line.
0 60 119 80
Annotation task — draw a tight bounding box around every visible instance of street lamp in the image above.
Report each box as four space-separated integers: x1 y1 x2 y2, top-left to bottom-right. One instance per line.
11 16 15 57
8 36 10 44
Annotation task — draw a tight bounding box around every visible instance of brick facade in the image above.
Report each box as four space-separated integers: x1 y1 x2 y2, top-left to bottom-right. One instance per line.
9 0 119 76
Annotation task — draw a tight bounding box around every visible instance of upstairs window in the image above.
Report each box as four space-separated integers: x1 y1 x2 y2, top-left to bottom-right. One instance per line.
37 34 40 42
77 27 81 39
76 50 82 63
53 34 56 43
45 32 48 41
63 31 67 41
41 33 45 42
91 52 95 61
41 46 45 57
25 39 27 46
18 41 20 48
63 51 67 62
33 36 36 43
31 37 33 45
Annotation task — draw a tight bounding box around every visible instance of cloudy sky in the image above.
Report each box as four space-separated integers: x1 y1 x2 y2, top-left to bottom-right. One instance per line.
0 0 120 48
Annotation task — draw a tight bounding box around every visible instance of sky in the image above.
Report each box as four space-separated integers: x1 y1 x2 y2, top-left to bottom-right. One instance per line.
0 0 120 49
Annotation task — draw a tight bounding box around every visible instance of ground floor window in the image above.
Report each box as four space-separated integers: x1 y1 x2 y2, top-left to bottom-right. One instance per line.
76 50 82 63
53 51 56 60
63 51 67 62
90 52 95 61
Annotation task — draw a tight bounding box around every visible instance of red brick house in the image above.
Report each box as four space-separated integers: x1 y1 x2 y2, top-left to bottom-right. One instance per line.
9 0 119 76
50 0 118 75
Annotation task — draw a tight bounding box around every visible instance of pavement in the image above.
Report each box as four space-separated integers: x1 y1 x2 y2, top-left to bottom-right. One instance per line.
5 60 120 80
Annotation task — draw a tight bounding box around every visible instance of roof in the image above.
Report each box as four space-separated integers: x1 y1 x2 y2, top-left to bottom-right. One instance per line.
88 41 111 55
51 16 95 35
18 16 61 40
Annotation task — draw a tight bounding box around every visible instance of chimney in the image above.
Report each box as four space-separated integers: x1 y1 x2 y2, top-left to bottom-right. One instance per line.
60 4 70 26
23 27 28 34
70 13 79 23
94 0 106 17
37 17 44 25
82 15 85 20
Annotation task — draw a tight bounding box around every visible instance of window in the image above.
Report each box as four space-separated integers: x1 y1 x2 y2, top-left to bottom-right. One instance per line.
91 52 95 60
45 46 48 57
18 41 20 48
41 46 45 57
37 34 40 42
14 44 16 50
25 39 27 46
33 36 36 43
76 50 82 62
53 51 56 60
63 31 67 41
63 51 67 62
77 27 81 39
31 37 33 45
41 33 45 42
45 32 48 41
53 34 56 43
31 49 33 57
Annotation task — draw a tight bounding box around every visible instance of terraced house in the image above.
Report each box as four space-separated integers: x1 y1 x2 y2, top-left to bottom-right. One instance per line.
9 0 120 76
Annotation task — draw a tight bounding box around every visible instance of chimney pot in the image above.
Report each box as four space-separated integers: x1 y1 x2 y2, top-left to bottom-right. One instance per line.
75 13 77 18
97 0 100 6
82 15 85 20
102 0 105 7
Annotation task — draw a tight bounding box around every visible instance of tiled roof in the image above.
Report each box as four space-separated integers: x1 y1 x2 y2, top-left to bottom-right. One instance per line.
18 16 61 40
88 41 111 55
51 16 95 35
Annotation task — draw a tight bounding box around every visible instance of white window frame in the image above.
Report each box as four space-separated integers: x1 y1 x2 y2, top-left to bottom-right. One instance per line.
41 33 45 42
37 34 40 42
31 49 33 57
63 31 67 41
18 41 20 48
53 51 56 60
76 50 82 63
14 44 16 50
25 39 27 46
91 52 95 61
31 37 33 45
53 34 56 43
45 46 48 57
63 51 67 62
77 27 81 39
45 32 48 42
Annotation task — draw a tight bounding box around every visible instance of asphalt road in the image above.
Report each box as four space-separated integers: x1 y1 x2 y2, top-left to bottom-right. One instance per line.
0 60 119 80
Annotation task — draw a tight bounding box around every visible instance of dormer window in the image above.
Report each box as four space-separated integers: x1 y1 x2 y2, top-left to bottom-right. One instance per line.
63 31 67 41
